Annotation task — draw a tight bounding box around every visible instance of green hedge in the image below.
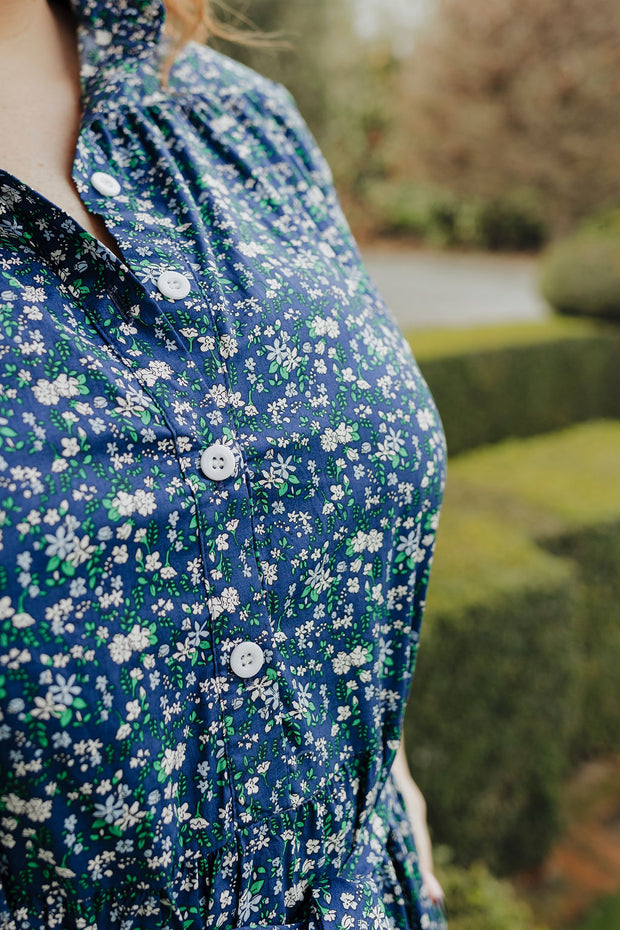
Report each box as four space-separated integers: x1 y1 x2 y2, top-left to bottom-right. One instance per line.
406 320 620 455
405 421 620 874
542 524 620 757
435 849 548 930
440 419 620 756
405 514 578 874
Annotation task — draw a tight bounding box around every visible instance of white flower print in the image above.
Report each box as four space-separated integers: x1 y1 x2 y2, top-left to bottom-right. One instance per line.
162 742 187 777
0 23 446 930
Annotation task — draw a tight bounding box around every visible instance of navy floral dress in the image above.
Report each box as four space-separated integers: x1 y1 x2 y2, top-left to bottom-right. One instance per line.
0 1 447 928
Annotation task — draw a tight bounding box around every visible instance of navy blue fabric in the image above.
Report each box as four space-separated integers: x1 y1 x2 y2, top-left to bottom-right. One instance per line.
0 2 447 927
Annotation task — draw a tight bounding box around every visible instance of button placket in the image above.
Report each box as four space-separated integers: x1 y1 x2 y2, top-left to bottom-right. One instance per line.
88 311 282 813
78 221 289 818
70 132 292 819
127 321 289 813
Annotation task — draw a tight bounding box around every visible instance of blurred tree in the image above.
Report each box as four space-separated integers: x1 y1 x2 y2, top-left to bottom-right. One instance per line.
397 0 620 234
212 0 332 143
213 0 401 235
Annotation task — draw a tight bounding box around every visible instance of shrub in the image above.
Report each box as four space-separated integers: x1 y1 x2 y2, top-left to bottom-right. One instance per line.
407 319 620 454
365 181 547 250
575 894 620 930
449 420 620 757
365 181 462 245
435 849 548 930
457 193 547 251
405 421 620 873
538 234 620 321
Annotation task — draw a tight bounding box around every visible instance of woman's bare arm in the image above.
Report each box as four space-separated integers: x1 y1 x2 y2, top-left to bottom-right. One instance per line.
392 736 445 905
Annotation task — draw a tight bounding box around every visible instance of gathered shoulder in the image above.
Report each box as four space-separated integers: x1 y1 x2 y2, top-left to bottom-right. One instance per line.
165 42 334 191
168 42 285 106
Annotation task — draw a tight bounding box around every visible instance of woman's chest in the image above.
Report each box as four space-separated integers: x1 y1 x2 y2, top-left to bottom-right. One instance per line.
0 118 447 874
0 200 446 647
0 99 446 666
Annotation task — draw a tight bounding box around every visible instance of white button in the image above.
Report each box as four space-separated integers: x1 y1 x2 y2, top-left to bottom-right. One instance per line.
157 271 191 300
230 641 265 679
200 443 236 481
90 171 121 197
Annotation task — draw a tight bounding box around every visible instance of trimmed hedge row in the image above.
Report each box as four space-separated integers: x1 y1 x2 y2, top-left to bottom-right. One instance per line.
404 421 620 875
442 418 620 757
546 525 620 757
407 320 620 455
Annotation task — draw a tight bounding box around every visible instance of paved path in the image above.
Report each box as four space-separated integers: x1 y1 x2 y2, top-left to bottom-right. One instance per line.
360 247 551 330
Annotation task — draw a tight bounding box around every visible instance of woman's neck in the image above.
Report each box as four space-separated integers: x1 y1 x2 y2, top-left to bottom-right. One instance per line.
0 0 126 261
0 0 78 86
0 0 50 40
0 0 82 182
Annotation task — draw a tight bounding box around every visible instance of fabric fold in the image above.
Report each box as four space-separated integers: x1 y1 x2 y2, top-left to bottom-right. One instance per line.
309 874 392 930
0 879 11 926
235 925 304 930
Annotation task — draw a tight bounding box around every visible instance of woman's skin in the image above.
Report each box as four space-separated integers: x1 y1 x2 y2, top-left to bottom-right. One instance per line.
0 0 122 255
0 0 444 908
394 739 445 904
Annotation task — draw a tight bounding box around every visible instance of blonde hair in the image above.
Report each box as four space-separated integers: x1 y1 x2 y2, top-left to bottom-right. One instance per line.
162 0 272 80
164 0 234 47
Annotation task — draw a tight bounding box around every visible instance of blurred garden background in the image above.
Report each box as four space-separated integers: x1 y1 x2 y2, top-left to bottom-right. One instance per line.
213 1 620 927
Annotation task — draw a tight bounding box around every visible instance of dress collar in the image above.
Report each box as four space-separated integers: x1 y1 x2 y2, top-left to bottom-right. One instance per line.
66 0 167 115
